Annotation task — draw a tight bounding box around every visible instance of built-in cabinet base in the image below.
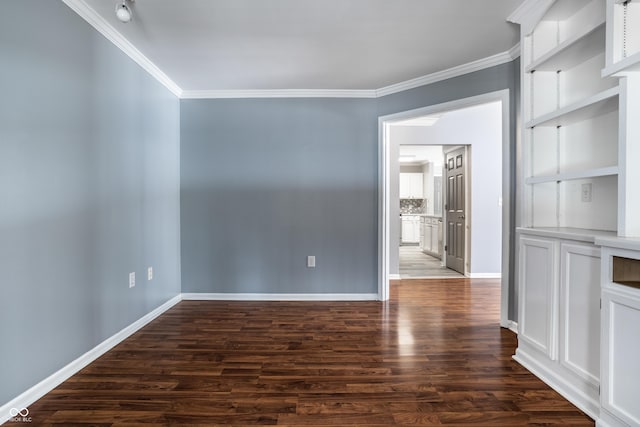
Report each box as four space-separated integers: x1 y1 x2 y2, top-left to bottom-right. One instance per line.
597 243 640 427
516 229 602 420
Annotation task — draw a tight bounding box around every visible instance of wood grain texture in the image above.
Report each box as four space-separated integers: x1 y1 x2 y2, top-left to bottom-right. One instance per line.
7 279 594 426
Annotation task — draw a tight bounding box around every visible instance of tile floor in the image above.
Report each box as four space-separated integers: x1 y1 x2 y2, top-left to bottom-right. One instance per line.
399 245 464 278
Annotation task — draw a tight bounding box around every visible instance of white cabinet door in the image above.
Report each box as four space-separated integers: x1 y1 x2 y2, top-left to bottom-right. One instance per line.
431 222 440 255
399 173 424 199
601 286 640 427
410 173 424 198
401 217 420 243
518 236 558 359
559 243 600 390
424 223 433 252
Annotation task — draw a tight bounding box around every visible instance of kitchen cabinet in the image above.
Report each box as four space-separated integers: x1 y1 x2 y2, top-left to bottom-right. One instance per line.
399 173 424 199
401 215 420 244
420 217 442 258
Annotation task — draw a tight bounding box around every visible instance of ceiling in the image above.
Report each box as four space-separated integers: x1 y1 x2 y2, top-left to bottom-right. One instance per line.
79 0 523 92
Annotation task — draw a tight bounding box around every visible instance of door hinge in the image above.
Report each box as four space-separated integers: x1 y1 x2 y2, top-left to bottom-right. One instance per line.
444 245 448 251
600 299 602 309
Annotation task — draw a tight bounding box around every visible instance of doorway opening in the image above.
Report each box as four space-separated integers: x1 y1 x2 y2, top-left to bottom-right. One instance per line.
378 90 511 328
396 144 464 279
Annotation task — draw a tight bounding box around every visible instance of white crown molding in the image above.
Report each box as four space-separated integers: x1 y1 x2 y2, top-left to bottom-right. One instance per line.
181 293 379 301
181 89 377 99
508 42 522 60
507 0 555 36
61 0 183 98
375 48 519 98
63 0 520 100
0 294 182 425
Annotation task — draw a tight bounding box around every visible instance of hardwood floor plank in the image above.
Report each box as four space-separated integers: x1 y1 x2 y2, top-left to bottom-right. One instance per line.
5 279 595 426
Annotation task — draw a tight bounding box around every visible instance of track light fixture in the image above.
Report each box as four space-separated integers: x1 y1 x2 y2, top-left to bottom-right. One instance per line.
115 0 133 23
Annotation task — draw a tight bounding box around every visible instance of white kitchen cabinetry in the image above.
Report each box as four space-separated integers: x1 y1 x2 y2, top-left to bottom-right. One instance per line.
515 230 602 418
420 217 442 258
401 215 420 244
399 173 424 199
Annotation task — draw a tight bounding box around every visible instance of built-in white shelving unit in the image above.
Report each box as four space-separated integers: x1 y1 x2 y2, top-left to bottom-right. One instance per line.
510 0 640 424
512 0 640 427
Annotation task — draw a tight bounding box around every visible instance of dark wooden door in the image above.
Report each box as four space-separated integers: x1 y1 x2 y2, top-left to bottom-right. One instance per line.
445 147 466 274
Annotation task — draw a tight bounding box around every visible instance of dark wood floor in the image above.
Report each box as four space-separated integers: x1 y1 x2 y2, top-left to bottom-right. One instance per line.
9 279 594 426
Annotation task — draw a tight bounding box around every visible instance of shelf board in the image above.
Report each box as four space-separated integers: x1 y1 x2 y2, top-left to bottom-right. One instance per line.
526 86 619 128
518 227 617 243
526 166 619 184
526 22 605 73
602 51 640 77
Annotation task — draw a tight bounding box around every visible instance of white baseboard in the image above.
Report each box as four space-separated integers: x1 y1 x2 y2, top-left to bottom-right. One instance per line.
388 274 401 280
507 320 518 334
513 348 600 421
181 293 379 301
0 294 182 425
467 273 502 279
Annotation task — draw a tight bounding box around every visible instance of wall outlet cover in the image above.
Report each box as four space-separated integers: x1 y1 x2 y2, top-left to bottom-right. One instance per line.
129 272 135 288
147 267 153 281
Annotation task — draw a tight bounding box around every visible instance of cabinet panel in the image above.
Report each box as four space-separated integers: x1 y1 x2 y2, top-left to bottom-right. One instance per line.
431 222 439 256
519 236 558 359
602 288 640 427
559 243 600 386
400 173 424 199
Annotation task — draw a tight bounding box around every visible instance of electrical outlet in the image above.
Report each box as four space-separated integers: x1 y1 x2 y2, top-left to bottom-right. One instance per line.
147 267 153 281
307 256 316 268
129 272 135 288
581 183 592 203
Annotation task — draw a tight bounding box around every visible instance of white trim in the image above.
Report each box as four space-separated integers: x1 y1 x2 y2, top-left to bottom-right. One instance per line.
61 0 182 98
62 1 520 100
181 47 519 99
507 320 519 334
468 273 503 279
388 274 401 280
508 42 522 60
181 89 377 99
0 295 182 425
378 89 513 323
507 0 556 36
375 49 519 98
514 348 600 421
181 293 379 301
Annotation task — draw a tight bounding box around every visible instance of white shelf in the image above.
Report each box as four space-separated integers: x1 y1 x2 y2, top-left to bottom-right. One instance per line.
517 226 617 243
526 166 619 184
527 22 605 73
526 86 619 128
602 51 640 77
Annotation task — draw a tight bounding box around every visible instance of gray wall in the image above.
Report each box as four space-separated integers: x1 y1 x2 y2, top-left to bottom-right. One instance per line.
180 61 520 304
0 0 181 406
180 98 378 293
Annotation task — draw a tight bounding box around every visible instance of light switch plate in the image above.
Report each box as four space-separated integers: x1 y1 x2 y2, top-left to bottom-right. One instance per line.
307 256 316 268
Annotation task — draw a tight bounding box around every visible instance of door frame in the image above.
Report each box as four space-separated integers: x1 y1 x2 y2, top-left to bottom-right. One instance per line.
378 89 511 328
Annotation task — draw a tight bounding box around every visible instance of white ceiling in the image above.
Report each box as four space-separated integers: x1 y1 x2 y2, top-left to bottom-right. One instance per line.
79 0 523 92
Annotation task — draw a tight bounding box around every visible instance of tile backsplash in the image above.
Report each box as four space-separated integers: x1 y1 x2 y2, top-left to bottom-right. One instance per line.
400 199 425 214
